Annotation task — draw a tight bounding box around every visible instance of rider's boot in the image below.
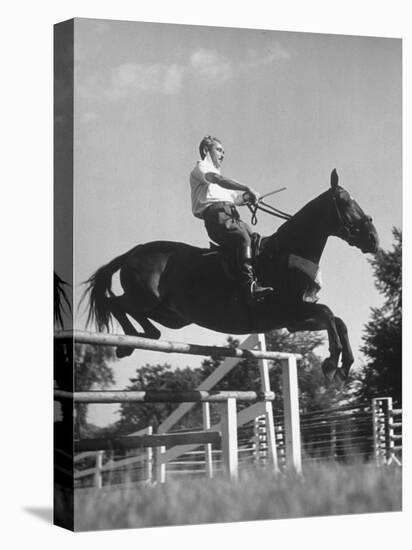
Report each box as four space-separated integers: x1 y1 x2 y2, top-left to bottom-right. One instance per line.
237 245 273 304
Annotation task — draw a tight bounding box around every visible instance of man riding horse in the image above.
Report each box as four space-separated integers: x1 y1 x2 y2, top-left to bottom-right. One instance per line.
82 157 379 386
190 135 273 303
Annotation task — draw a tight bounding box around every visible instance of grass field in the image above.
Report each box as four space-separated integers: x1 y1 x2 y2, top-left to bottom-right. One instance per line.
74 463 402 531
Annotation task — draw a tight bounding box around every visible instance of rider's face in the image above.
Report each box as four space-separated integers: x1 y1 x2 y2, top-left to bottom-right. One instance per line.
208 141 225 169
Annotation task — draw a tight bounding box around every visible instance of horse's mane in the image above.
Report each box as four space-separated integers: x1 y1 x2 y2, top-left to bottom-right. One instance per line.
271 188 332 238
260 187 334 256
281 188 332 231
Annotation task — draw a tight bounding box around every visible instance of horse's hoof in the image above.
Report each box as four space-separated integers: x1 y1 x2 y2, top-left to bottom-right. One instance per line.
322 358 337 383
116 345 133 358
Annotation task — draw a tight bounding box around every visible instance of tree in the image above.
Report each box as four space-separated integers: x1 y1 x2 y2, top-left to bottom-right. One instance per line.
117 363 202 434
358 228 402 403
74 344 116 437
195 330 333 422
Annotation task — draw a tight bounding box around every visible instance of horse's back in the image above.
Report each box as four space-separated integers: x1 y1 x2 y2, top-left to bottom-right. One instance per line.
127 240 205 259
119 240 214 298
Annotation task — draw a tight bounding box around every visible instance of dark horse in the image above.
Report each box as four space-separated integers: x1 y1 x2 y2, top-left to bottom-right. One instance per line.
83 170 379 387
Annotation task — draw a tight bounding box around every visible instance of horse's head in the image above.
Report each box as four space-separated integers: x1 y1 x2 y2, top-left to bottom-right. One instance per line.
329 169 379 254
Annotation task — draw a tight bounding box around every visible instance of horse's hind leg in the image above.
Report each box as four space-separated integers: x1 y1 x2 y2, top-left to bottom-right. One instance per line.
108 296 161 358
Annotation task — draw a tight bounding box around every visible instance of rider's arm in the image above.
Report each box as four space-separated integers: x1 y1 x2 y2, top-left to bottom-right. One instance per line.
204 172 259 203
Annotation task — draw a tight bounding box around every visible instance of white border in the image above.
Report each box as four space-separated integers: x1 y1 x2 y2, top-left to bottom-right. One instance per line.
3 1 409 548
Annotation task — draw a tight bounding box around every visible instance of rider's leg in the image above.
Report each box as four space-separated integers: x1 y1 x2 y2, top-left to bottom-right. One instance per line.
204 203 273 302
236 238 273 303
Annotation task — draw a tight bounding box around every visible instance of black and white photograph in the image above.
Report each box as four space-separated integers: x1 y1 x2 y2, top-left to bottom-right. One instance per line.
53 16 402 532
3 1 409 547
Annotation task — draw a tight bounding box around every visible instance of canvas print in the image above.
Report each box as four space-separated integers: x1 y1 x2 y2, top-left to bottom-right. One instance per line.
54 18 402 531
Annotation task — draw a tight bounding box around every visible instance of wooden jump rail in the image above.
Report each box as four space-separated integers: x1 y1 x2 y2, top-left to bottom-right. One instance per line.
55 330 301 361
54 389 276 480
55 330 303 482
75 431 222 453
55 390 275 403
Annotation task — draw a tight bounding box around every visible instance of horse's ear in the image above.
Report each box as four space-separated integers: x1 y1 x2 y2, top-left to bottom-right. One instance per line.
331 168 339 189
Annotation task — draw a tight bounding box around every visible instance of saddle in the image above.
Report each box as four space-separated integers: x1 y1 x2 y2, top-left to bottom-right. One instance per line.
202 232 263 283
206 232 262 263
202 234 320 303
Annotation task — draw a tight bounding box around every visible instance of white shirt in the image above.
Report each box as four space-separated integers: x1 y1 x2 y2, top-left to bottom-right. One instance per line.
190 156 243 219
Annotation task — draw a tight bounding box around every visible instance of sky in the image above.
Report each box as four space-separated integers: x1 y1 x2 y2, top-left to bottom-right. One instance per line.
63 18 401 425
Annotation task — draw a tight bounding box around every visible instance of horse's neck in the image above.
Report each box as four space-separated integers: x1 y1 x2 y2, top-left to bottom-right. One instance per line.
264 192 332 264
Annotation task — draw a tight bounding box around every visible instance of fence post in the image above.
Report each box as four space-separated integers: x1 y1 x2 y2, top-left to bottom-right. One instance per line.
202 402 214 479
220 397 238 480
372 398 389 466
281 355 302 473
155 445 167 483
385 398 400 466
257 333 279 473
275 423 286 468
95 450 103 489
253 415 268 466
146 426 153 482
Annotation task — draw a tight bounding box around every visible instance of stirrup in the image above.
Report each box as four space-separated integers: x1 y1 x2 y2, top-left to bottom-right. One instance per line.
248 281 274 303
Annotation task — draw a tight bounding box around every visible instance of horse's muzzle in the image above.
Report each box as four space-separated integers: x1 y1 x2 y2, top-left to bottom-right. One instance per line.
361 230 379 254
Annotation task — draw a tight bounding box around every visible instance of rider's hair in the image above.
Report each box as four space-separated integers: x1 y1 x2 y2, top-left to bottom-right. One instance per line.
199 136 221 159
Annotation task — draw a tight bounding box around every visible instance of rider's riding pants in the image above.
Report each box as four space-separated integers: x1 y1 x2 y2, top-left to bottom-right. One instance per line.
202 202 255 289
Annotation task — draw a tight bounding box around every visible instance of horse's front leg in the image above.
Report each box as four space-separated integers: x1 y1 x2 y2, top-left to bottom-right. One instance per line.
333 317 354 386
286 302 343 384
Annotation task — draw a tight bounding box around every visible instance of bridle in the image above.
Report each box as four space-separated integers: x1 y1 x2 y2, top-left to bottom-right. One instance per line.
247 186 372 247
331 187 371 245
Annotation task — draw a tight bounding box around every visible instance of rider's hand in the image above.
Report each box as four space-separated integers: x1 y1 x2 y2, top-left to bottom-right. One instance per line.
243 189 260 205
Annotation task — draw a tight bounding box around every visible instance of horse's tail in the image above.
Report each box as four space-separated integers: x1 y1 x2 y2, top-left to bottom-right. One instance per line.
54 272 71 329
81 249 132 332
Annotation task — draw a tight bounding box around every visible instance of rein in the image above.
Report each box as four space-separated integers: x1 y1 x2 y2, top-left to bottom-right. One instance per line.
247 196 292 226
